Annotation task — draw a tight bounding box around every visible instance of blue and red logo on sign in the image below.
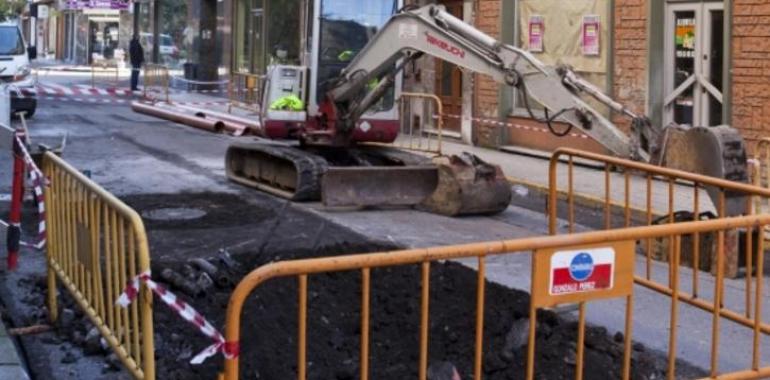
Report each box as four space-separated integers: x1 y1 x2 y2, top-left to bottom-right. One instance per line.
569 253 594 281
550 249 614 295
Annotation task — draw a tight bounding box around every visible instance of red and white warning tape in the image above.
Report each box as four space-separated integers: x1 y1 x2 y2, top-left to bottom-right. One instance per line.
438 113 590 139
14 136 47 250
0 218 42 249
117 270 238 364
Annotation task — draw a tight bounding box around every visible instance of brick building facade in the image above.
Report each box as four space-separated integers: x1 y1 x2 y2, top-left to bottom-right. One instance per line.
732 0 770 147
615 0 770 152
412 0 769 155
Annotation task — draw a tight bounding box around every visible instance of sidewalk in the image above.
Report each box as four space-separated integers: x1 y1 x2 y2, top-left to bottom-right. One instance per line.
0 314 29 379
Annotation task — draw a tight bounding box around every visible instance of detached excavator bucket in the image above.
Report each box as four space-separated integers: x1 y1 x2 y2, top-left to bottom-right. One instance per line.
659 124 749 216
420 153 512 216
322 166 439 208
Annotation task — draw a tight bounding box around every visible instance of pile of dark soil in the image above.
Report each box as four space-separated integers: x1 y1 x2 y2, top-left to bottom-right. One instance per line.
119 193 706 380
18 192 706 379
153 259 707 380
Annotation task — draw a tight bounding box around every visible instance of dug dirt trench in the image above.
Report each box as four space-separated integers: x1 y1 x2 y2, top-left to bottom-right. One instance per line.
50 193 708 379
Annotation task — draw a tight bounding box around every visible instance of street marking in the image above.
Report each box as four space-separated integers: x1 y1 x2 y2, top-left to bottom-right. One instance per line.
38 96 218 106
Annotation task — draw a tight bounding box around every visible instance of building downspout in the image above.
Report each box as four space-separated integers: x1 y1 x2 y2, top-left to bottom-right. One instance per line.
461 0 474 145
497 0 516 147
724 0 733 127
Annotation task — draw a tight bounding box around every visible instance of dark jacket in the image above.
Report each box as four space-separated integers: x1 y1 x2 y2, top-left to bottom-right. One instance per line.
129 38 144 68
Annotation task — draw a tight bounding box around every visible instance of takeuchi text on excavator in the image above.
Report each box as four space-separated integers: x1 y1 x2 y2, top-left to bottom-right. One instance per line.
219 3 748 216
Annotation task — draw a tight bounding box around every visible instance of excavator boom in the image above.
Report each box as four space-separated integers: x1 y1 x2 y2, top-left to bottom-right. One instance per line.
326 5 639 159
320 4 748 214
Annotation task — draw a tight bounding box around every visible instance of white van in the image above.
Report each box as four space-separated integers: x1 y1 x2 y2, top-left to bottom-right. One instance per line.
0 22 36 117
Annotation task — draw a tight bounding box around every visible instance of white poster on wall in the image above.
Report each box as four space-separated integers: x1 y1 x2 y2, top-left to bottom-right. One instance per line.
528 15 544 53
38 5 49 19
582 15 600 56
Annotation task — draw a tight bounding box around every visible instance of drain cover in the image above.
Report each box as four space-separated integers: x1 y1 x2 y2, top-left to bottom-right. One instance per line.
142 207 207 221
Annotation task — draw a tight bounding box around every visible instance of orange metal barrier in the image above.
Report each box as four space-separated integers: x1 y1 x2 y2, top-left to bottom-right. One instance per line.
143 64 170 104
548 147 770 379
216 148 770 380
392 92 444 155
44 152 155 379
219 213 770 380
91 62 120 89
228 72 264 113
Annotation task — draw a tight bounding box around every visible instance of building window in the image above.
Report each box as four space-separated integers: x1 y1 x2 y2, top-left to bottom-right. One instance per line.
511 0 612 118
233 0 301 74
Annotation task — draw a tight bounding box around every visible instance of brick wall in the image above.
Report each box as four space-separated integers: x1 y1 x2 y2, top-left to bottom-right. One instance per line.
465 0 770 155
732 0 770 150
612 0 648 132
473 0 502 147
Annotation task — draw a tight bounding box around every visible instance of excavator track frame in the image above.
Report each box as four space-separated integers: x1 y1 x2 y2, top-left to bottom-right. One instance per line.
225 142 328 201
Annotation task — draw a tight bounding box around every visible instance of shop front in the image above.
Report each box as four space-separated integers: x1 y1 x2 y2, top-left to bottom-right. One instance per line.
60 0 131 65
501 0 613 153
659 1 726 129
231 0 301 74
468 0 745 154
133 0 232 81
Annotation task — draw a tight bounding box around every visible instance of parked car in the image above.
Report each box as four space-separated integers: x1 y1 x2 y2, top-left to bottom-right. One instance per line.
139 32 179 59
0 22 36 118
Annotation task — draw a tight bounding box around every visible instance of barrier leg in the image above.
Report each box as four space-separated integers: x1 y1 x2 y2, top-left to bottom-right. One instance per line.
47 259 58 322
6 131 25 271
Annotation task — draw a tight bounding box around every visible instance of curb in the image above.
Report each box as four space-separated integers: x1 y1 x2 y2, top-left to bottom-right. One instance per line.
506 176 666 230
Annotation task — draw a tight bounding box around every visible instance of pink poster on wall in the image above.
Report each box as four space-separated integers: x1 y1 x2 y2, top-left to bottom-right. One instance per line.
528 15 544 53
582 15 601 56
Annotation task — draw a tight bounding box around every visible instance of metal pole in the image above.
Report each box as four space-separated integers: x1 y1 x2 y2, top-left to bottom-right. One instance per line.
132 2 140 39
152 0 160 63
7 131 25 271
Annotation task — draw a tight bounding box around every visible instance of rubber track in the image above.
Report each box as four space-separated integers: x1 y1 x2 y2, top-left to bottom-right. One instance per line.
229 143 329 201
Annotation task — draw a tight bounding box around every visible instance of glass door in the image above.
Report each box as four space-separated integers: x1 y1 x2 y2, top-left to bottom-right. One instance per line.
233 0 264 73
664 1 725 127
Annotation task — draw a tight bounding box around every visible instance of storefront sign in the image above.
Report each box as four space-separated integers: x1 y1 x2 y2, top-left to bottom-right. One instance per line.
582 15 600 56
676 18 696 50
64 0 129 10
37 5 49 19
528 15 544 53
531 242 635 308
549 248 614 295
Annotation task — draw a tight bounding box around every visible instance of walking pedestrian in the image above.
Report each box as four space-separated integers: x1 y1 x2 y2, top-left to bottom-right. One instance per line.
129 35 144 92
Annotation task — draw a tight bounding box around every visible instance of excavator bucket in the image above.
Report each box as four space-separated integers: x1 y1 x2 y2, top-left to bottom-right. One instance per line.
658 124 749 216
322 166 439 208
321 153 512 215
420 153 512 216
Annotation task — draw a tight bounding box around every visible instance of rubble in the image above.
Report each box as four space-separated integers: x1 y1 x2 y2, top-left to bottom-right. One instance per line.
83 327 102 356
501 317 529 361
